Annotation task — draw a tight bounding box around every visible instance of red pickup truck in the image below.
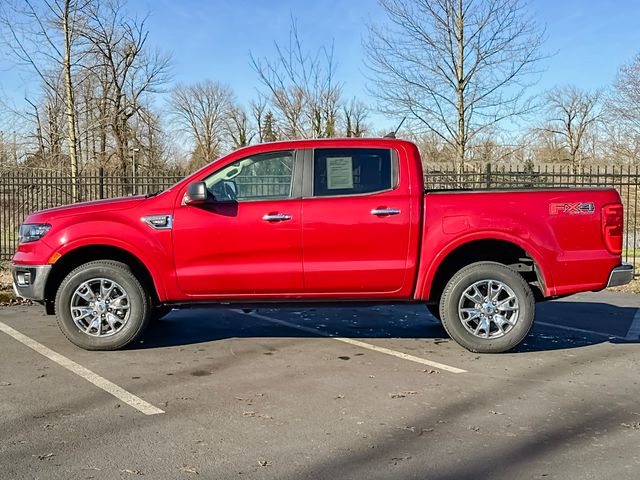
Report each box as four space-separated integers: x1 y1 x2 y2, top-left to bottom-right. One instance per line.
12 138 634 353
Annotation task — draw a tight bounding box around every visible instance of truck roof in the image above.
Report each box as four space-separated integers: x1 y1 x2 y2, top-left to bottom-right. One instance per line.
232 137 417 153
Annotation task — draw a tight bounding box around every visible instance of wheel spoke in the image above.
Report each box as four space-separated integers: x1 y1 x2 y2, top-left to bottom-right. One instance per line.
494 314 513 327
76 284 96 302
86 316 101 335
105 313 120 330
490 284 504 302
71 306 93 320
496 295 516 309
100 279 115 298
463 288 484 304
474 321 483 336
461 308 481 323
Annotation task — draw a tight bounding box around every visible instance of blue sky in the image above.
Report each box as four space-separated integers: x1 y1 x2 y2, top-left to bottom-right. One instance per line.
2 0 640 131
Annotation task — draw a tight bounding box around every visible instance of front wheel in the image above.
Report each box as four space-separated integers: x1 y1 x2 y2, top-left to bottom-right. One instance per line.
439 261 534 353
55 260 151 350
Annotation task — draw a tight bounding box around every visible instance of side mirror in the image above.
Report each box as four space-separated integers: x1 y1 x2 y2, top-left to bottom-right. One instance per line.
184 181 208 205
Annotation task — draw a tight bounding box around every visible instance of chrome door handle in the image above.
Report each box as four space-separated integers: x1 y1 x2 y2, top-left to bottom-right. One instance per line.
262 213 292 222
371 208 401 216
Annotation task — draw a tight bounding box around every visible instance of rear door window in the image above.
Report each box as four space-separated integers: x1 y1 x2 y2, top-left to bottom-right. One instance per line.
313 148 394 197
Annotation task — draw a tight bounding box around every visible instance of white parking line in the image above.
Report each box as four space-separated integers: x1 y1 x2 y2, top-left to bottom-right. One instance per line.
625 309 640 340
233 310 467 374
0 321 164 416
536 321 626 339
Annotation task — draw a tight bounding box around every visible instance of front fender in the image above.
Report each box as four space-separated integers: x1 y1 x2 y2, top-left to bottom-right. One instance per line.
49 222 172 301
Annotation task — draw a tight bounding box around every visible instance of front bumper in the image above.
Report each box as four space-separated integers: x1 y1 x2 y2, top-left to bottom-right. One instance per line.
11 264 52 302
607 262 635 288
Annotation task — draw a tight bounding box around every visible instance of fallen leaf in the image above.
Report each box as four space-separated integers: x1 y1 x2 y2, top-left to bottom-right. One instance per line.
34 453 54 460
180 465 199 474
389 391 417 398
621 422 640 430
397 426 416 432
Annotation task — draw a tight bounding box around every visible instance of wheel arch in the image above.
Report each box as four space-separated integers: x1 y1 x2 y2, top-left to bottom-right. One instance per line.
422 237 549 304
44 244 162 314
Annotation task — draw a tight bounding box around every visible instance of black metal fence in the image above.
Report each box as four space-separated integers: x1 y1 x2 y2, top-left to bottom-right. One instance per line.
1 164 638 273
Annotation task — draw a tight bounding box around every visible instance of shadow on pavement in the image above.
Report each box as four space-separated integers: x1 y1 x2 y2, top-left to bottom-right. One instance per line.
135 301 639 352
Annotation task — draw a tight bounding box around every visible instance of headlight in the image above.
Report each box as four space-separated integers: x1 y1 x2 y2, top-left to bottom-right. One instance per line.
18 223 51 243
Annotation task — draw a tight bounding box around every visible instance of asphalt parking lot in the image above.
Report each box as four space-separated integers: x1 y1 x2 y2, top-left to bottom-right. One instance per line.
1 291 639 479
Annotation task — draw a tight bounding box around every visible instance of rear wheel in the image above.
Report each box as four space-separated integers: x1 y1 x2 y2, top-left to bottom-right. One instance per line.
439 261 534 353
54 260 151 350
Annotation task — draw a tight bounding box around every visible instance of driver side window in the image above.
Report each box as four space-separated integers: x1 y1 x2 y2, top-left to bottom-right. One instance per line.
204 151 294 202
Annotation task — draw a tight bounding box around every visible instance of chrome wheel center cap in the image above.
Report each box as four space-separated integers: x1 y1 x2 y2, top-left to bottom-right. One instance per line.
96 299 107 313
482 302 495 315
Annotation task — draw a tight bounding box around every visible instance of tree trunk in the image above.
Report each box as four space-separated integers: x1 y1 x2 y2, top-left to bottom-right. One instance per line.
62 0 78 202
456 0 466 173
62 0 79 201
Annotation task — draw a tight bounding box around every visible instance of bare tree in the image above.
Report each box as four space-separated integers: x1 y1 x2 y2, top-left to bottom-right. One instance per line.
170 81 234 168
540 85 601 172
250 17 342 139
82 0 171 187
365 0 546 170
343 98 369 137
251 96 280 143
0 0 90 198
606 52 640 165
225 105 255 150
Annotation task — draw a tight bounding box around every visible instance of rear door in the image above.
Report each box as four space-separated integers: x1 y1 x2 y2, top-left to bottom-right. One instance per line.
301 147 413 295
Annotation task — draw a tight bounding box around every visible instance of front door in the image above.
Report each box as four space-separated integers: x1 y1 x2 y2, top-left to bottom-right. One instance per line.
173 150 303 296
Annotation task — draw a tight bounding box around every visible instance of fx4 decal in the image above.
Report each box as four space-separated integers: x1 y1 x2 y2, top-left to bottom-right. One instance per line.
549 202 596 215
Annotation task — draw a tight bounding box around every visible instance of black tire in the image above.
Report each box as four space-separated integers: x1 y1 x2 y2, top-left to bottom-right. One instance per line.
439 261 534 353
54 260 151 350
425 303 441 321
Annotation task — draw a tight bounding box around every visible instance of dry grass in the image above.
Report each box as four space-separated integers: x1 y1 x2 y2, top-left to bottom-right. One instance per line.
0 261 12 291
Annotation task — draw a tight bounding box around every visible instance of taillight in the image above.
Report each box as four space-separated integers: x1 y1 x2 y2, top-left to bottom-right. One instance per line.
602 204 623 255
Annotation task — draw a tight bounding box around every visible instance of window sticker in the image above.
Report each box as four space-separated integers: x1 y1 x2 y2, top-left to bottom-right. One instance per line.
326 157 353 189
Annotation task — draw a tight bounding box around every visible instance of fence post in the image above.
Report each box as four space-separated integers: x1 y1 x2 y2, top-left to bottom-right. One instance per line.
485 163 492 189
99 166 104 200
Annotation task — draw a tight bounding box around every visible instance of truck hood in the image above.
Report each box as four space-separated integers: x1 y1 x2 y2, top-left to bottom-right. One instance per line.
26 196 147 223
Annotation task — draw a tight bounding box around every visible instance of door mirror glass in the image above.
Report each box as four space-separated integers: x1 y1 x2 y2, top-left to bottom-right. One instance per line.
184 181 208 205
